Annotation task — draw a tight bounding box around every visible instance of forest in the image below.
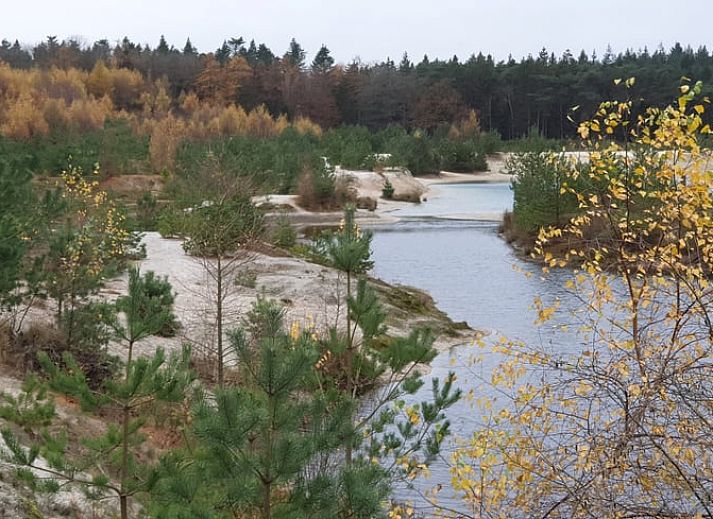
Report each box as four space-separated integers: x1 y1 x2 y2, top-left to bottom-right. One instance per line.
1 35 713 138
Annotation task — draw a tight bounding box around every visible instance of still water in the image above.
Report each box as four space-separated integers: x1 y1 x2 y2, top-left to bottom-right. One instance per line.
369 183 579 513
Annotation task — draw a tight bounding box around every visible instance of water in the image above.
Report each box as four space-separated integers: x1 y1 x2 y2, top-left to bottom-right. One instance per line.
372 183 573 348
368 183 579 512
388 182 515 220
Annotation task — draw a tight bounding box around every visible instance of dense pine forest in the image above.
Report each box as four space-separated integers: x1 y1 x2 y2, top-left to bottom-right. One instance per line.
2 35 712 138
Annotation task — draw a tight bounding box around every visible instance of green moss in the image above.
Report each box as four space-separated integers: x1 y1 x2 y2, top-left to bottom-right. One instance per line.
372 281 470 337
377 284 430 315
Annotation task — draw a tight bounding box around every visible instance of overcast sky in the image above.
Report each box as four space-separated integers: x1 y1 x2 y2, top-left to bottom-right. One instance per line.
2 0 711 64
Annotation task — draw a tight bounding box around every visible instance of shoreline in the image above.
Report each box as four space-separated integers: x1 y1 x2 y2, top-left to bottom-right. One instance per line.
263 155 513 229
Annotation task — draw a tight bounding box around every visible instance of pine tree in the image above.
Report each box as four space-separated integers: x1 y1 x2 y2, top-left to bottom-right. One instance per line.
399 52 412 72
312 45 335 74
285 38 306 69
0 268 193 519
313 206 460 470
149 298 354 519
157 35 170 54
256 43 275 66
0 160 34 327
244 39 258 65
182 38 196 55
314 206 372 434
227 37 245 56
214 41 231 65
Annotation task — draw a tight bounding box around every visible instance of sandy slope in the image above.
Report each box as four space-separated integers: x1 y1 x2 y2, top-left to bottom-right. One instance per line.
116 233 472 361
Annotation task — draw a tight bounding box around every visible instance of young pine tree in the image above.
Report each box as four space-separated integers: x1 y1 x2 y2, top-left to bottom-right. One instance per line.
0 268 193 519
183 189 263 387
149 298 354 519
314 206 461 477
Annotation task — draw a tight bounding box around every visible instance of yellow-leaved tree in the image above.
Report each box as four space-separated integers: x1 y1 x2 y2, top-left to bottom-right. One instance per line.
446 79 713 518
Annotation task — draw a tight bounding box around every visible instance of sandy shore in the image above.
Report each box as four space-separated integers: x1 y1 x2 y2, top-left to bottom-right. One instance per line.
258 154 512 228
421 154 512 186
421 169 511 186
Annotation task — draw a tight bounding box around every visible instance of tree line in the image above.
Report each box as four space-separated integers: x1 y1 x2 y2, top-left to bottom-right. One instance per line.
2 35 713 137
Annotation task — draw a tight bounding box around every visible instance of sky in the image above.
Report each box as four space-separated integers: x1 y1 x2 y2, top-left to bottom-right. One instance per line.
2 0 712 64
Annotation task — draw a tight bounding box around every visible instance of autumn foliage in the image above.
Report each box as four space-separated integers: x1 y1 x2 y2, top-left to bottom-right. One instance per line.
0 60 321 167
444 80 713 519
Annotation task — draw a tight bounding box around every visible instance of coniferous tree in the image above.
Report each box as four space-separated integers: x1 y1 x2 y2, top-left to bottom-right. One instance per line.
214 41 231 65
149 298 354 519
256 43 275 66
285 38 306 69
227 37 245 56
314 206 372 424
312 44 335 74
0 268 193 519
182 38 196 55
156 35 170 54
314 206 460 470
0 160 35 327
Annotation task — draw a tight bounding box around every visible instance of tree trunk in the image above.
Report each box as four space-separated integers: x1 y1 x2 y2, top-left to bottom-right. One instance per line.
119 339 134 519
216 256 223 387
263 388 275 519
345 270 353 466
507 93 515 140
262 482 271 519
488 95 493 132
120 495 128 519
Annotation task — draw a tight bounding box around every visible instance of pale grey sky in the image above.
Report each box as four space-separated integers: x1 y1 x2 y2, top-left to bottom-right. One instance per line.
2 0 711 63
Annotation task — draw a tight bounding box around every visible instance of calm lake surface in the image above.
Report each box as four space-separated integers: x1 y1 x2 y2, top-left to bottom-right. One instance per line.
369 183 579 512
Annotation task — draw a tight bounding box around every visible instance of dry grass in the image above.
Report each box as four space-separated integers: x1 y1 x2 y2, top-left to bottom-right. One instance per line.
296 167 357 211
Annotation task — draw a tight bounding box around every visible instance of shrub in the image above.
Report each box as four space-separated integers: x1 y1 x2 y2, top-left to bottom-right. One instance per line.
477 130 503 155
382 179 394 199
437 138 488 172
356 196 377 211
157 205 189 238
235 269 258 289
503 126 565 153
135 191 159 231
320 126 374 169
7 311 119 389
296 165 337 210
384 129 440 175
272 214 297 248
391 191 422 203
508 152 580 233
121 271 180 338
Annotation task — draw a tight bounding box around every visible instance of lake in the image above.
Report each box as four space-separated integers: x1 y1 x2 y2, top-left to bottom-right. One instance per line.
369 183 580 512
